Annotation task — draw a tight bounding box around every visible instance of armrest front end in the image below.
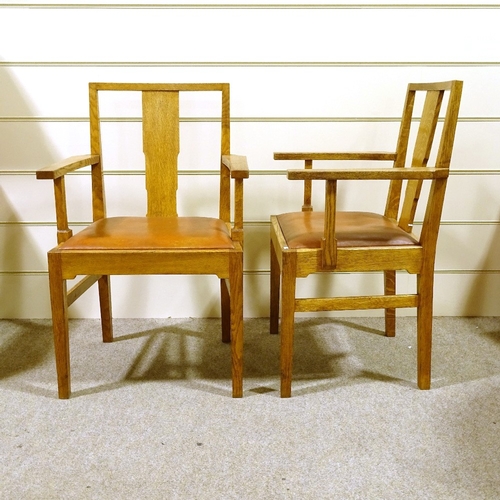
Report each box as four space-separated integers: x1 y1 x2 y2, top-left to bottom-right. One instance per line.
36 154 100 180
222 154 250 179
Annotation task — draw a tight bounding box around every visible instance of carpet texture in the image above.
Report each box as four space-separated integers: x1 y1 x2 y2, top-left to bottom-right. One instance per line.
1 317 499 499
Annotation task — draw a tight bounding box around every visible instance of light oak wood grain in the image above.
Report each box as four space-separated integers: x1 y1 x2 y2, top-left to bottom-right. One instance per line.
37 83 248 399
271 80 463 397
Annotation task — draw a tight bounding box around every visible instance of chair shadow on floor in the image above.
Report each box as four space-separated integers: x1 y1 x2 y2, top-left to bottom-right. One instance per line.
0 320 53 379
0 317 414 399
0 320 55 398
64 317 407 399
3 316 499 399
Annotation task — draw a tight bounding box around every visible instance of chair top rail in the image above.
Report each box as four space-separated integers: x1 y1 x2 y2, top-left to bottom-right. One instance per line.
90 82 228 92
408 81 459 91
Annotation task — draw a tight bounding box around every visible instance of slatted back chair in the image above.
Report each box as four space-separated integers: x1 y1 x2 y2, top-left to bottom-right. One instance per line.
37 83 248 398
271 80 463 397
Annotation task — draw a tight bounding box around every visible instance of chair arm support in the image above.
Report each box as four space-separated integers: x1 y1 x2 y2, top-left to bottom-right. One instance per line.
287 167 449 181
222 155 250 179
274 152 397 161
220 155 248 244
36 154 100 244
36 154 100 180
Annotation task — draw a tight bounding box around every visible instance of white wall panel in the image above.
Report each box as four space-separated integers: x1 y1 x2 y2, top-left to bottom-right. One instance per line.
2 120 499 179
0 174 94 223
0 225 53 272
2 8 499 63
1 2 499 318
0 274 51 318
3 65 500 118
444 175 500 221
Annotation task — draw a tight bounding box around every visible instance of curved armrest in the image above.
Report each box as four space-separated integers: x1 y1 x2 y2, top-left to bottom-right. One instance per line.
36 154 100 180
274 152 397 161
287 167 449 181
222 155 250 179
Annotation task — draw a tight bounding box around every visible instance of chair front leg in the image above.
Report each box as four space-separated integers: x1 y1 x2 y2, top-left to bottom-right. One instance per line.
48 252 71 399
229 252 244 397
280 251 297 398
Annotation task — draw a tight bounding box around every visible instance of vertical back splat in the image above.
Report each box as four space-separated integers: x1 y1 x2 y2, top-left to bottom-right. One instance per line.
142 91 180 217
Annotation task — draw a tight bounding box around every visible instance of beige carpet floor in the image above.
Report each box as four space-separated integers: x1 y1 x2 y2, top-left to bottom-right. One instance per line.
1 316 499 499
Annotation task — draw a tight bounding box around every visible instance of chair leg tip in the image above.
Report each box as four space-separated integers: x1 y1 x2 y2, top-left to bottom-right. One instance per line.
280 385 292 398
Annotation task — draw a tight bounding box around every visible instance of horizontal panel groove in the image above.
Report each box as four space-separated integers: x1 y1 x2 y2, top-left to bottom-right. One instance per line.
2 270 500 277
3 220 500 227
1 117 497 123
242 269 500 276
241 220 500 226
0 270 258 277
2 61 500 68
0 170 220 176
1 3 499 9
3 169 498 177
436 270 500 275
0 271 48 276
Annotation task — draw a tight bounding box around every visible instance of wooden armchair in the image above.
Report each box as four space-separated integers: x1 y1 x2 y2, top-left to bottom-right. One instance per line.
270 81 463 397
37 83 248 398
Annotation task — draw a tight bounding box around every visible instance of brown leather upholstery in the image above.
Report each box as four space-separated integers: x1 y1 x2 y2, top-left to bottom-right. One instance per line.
60 216 235 250
277 211 419 249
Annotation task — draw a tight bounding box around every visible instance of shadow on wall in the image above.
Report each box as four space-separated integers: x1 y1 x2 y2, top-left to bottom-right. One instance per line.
0 66 59 168
465 201 500 316
0 66 58 317
1 69 237 320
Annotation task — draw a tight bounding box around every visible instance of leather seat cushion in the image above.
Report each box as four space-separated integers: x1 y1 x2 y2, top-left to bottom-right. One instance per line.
60 217 235 250
277 211 419 249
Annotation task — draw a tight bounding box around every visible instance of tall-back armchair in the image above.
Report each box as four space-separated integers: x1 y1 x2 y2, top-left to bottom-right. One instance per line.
271 81 462 397
37 83 248 398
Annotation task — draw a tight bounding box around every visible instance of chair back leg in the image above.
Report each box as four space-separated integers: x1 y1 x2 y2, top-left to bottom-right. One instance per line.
384 270 396 337
416 268 434 389
98 275 113 342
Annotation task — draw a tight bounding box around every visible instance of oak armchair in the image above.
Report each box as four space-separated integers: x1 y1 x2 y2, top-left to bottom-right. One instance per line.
37 83 248 398
271 81 463 397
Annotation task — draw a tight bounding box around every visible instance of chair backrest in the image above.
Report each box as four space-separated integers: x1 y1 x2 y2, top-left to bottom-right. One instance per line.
87 83 231 222
385 81 463 233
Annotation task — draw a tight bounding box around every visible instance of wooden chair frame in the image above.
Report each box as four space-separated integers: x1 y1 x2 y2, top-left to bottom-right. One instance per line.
37 83 248 398
270 81 463 397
